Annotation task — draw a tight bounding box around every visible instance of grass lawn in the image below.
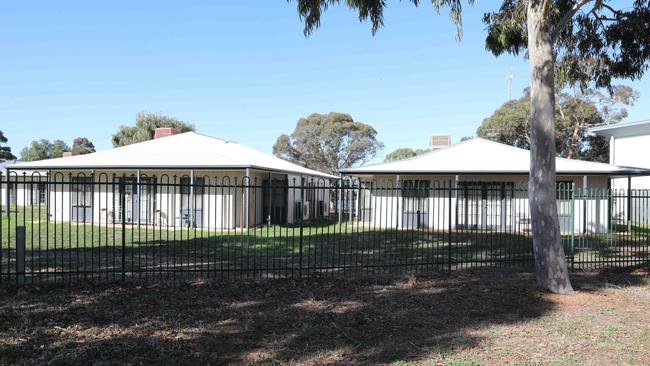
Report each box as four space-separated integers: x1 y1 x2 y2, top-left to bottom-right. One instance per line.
0 268 648 365
1 206 649 283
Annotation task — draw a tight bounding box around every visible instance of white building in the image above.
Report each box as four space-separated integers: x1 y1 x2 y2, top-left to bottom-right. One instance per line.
341 137 648 234
1 160 47 206
8 129 336 228
589 119 650 188
590 119 650 221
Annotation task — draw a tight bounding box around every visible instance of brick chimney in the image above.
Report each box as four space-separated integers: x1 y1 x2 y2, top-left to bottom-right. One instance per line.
62 151 78 157
154 127 182 139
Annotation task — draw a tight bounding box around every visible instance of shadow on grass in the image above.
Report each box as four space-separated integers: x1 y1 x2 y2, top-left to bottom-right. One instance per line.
0 268 647 365
2 228 649 285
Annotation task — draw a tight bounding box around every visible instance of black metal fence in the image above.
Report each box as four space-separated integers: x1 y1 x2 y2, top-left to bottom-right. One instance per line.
1 173 649 286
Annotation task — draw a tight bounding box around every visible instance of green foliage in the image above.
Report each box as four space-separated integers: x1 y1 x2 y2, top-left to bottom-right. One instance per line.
112 112 194 147
477 85 637 163
384 147 428 162
484 1 650 89
295 0 473 39
476 95 532 150
0 130 17 162
273 112 383 174
20 139 69 161
71 137 95 155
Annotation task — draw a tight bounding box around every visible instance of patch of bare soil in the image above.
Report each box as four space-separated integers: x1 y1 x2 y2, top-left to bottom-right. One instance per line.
0 267 648 365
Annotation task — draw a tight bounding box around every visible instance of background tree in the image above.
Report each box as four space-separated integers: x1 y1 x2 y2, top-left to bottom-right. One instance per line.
384 147 428 162
0 130 17 162
291 0 650 294
478 85 638 163
20 139 69 161
71 137 96 155
477 92 533 149
112 112 194 147
559 85 638 160
273 112 383 175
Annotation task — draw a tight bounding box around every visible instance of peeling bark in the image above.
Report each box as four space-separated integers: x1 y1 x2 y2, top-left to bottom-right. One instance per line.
527 1 575 294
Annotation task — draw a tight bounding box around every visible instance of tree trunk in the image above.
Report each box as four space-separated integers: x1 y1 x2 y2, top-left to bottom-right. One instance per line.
566 122 582 159
527 1 574 294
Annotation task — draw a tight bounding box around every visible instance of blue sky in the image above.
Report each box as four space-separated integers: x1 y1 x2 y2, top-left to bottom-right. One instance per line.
1 1 649 164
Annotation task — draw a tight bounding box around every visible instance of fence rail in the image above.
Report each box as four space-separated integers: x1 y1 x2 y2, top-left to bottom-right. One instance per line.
1 173 649 286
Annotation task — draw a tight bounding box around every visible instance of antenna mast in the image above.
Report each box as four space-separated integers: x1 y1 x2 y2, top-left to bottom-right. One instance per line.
506 71 513 100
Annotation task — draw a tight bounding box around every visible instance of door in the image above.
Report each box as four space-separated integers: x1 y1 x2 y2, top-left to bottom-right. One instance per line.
401 180 430 229
458 182 513 229
263 178 288 225
117 177 156 224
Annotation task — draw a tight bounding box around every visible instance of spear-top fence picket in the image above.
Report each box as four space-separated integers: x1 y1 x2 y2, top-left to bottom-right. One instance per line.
1 172 648 286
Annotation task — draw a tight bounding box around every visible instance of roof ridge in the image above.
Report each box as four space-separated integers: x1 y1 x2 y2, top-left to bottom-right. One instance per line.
360 137 479 169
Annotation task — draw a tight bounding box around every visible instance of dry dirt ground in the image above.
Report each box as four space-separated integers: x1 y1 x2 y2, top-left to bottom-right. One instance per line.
0 267 648 366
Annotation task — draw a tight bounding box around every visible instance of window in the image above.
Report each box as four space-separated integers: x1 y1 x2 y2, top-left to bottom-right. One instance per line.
180 177 204 226
7 182 17 205
31 182 47 205
71 177 93 222
402 180 431 211
71 177 93 207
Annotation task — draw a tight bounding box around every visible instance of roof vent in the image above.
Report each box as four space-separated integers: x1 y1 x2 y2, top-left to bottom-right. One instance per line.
429 134 451 150
154 127 182 139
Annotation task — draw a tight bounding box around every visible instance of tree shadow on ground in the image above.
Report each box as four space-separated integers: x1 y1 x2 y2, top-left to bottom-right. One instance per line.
0 268 647 365
5 228 649 285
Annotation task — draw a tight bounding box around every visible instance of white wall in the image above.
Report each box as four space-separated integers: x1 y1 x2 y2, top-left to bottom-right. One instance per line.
44 169 331 229
610 134 650 222
1 177 47 207
353 174 611 234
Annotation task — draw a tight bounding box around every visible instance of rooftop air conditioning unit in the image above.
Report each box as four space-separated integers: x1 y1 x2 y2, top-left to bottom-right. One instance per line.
429 134 451 150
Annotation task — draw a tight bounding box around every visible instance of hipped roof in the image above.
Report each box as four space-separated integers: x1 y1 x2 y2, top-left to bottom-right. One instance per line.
9 132 337 179
341 138 648 176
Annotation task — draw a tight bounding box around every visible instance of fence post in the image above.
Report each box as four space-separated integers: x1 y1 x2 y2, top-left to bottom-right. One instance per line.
16 226 25 287
570 184 575 271
448 180 453 274
5 171 10 216
298 176 304 278
337 175 342 224
627 176 632 233
120 176 126 282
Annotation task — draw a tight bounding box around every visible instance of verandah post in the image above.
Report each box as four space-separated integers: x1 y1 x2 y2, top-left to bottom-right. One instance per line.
448 180 453 273
120 175 126 282
570 183 575 271
298 175 304 278
337 174 342 224
5 170 10 216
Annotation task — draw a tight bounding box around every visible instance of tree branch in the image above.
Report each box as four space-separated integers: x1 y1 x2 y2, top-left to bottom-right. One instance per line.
550 0 595 40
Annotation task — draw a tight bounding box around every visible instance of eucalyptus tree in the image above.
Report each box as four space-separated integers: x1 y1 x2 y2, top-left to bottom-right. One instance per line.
290 0 650 294
0 130 17 162
20 139 69 161
273 112 383 175
112 112 194 147
71 137 96 155
384 147 428 162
